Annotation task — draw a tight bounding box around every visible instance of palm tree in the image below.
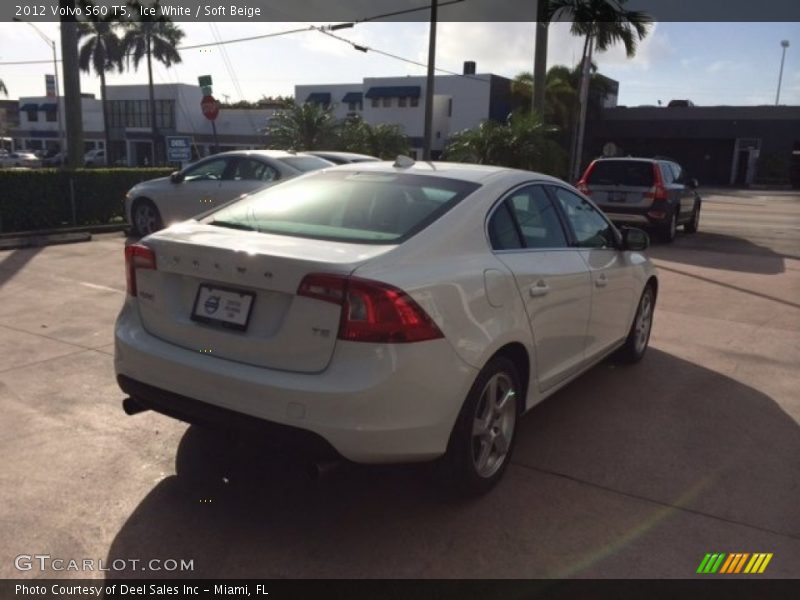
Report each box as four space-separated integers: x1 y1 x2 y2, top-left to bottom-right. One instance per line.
547 0 652 178
338 117 409 158
444 111 567 177
78 1 124 165
264 102 339 151
122 0 184 165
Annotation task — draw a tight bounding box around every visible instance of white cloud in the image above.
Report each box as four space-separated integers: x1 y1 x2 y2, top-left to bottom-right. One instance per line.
706 60 734 73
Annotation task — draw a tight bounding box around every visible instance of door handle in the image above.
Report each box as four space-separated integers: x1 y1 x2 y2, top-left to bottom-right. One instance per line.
595 274 608 288
529 280 550 297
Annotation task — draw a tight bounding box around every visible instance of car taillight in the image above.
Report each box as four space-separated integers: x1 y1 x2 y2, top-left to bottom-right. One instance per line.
297 274 444 343
644 163 668 202
124 244 156 296
576 160 597 196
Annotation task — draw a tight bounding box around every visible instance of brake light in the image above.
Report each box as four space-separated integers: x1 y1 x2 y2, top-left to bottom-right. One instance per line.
124 244 156 296
576 160 597 195
297 274 444 343
644 163 668 202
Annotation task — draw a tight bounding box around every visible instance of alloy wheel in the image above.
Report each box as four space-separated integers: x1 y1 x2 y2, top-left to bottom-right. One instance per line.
134 204 157 236
471 372 517 479
634 289 653 355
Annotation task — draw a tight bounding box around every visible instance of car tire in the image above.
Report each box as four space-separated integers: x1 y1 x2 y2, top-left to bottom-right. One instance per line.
684 201 700 233
440 356 521 496
658 209 678 243
615 284 656 364
131 198 163 237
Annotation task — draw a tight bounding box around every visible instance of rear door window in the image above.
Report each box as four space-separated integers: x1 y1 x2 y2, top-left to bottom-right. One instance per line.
659 162 675 185
588 161 655 187
506 186 568 249
230 157 279 182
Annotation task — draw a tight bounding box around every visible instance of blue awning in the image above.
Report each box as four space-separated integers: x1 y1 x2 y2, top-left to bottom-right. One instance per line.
305 92 331 105
365 86 421 99
39 103 58 111
20 103 39 111
341 92 363 103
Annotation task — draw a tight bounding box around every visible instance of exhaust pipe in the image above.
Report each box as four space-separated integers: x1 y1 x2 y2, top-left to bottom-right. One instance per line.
122 397 149 416
308 459 344 480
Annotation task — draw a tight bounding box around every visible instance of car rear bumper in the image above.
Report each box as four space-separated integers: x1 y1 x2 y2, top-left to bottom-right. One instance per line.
599 206 671 227
114 300 477 464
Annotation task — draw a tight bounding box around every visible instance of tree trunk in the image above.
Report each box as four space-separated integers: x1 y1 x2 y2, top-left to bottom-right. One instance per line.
100 69 112 166
532 0 549 119
146 33 158 166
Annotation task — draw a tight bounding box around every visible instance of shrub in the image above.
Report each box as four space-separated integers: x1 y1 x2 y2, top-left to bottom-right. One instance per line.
0 168 172 233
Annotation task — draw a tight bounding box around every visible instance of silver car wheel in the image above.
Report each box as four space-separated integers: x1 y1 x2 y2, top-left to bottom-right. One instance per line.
472 372 516 479
134 203 157 236
634 288 653 355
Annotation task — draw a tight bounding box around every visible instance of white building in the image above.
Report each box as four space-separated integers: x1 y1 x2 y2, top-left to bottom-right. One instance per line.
12 83 274 165
295 64 515 158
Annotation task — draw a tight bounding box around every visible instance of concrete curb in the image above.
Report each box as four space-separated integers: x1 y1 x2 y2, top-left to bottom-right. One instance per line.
0 232 92 250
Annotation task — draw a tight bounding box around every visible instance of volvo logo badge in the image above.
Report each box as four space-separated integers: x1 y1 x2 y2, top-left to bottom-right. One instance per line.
204 295 220 314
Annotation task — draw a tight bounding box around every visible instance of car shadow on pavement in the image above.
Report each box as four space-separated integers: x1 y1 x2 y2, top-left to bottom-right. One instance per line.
103 348 799 578
647 231 790 275
0 246 44 288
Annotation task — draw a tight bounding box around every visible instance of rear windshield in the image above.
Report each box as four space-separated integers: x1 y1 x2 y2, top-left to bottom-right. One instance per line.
278 155 334 172
588 161 654 187
206 171 480 244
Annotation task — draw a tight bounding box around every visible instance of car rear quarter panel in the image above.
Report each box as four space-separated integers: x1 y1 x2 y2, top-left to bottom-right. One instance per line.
352 172 540 406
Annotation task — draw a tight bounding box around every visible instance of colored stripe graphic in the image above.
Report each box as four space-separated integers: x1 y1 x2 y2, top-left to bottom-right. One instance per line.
699 553 773 574
719 554 736 573
697 554 712 573
734 553 749 573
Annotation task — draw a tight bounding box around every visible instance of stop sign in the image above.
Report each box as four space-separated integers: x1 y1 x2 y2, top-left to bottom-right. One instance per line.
201 95 219 121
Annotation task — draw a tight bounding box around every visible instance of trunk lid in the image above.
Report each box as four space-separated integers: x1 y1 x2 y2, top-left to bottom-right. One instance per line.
134 223 395 373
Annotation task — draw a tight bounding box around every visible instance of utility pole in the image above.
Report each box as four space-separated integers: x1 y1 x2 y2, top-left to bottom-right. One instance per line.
422 0 438 161
572 36 594 181
532 0 549 118
60 1 84 168
776 40 790 105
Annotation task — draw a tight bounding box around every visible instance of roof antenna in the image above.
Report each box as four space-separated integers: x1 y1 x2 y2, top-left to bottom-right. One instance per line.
393 155 416 168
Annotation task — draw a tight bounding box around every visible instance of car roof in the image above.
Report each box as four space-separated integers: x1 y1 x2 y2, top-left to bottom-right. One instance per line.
594 157 660 163
325 160 563 185
208 149 314 159
308 151 380 161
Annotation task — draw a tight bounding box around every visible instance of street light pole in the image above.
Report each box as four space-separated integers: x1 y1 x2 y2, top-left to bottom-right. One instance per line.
776 40 790 105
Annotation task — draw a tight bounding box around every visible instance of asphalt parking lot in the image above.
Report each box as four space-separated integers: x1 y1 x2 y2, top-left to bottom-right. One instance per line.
0 188 798 579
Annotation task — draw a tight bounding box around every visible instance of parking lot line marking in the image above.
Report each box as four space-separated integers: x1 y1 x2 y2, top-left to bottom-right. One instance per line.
510 463 800 541
653 264 800 310
79 281 124 294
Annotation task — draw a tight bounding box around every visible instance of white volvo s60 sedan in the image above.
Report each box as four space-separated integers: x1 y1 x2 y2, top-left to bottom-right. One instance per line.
115 159 658 494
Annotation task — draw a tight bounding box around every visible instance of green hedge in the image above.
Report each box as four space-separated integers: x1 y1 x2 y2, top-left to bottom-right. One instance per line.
0 168 173 233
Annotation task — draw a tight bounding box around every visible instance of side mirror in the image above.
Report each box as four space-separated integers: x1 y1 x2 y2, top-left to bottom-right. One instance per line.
170 171 184 183
689 178 699 189
621 227 649 251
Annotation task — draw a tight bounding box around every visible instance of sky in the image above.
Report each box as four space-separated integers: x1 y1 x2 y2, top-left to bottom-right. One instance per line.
1 21 799 107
